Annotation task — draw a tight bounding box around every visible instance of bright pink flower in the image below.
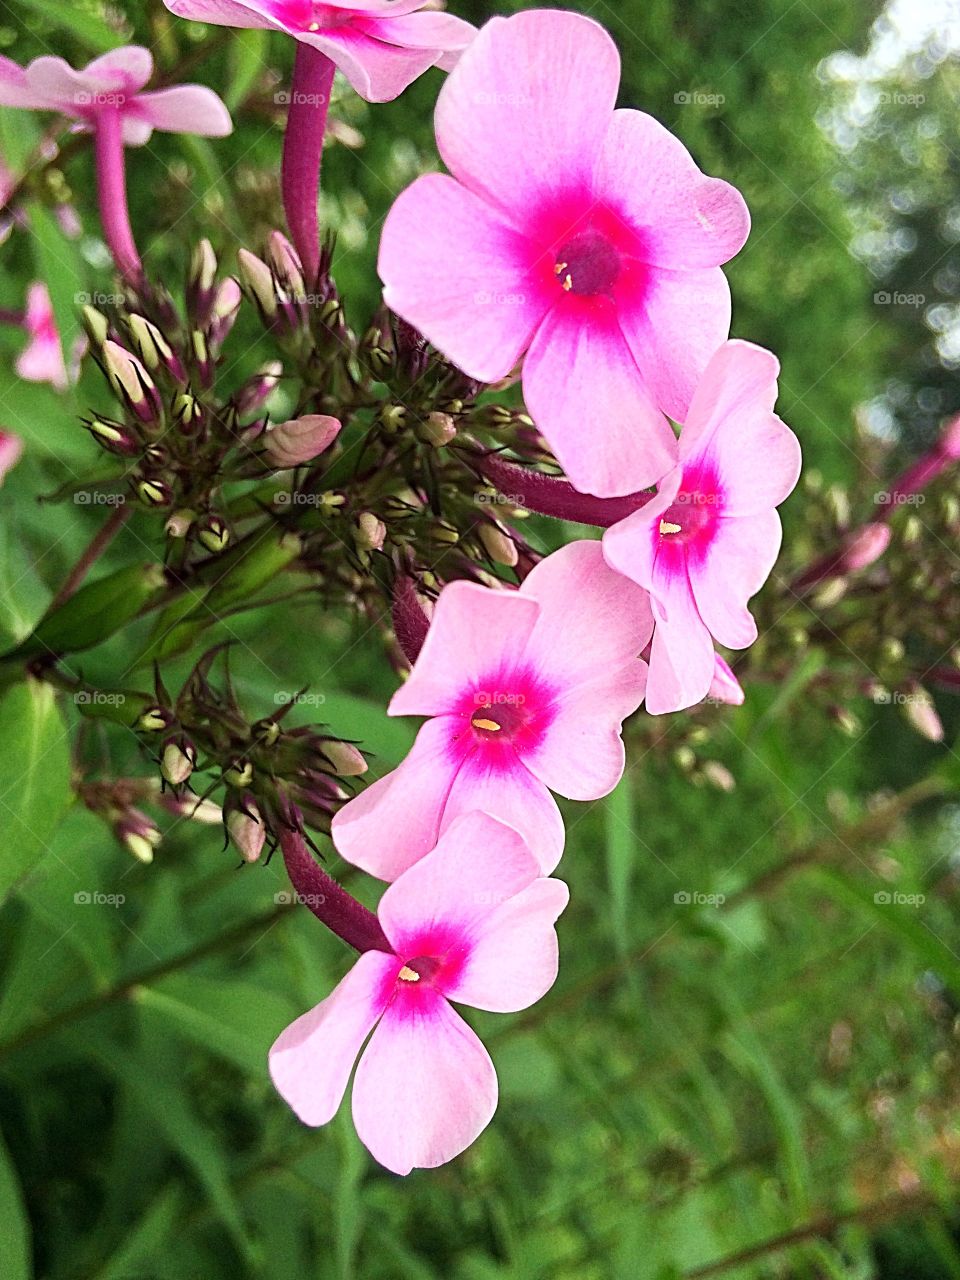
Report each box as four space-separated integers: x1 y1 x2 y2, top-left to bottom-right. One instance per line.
603 341 801 714
0 46 232 144
332 540 653 878
163 0 475 102
16 283 83 392
270 811 568 1174
0 430 22 482
378 9 749 498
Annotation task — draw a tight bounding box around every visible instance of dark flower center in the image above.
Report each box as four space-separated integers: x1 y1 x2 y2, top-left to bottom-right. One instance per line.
554 229 621 297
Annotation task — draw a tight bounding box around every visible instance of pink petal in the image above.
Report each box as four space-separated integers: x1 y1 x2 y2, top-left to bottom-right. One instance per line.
331 716 462 881
0 55 55 109
268 948 398 1127
0 431 23 482
595 109 749 270
681 341 802 517
81 46 154 93
441 752 565 874
389 578 539 718
434 10 619 226
353 987 497 1174
520 540 654 687
378 173 550 383
163 0 275 29
617 265 732 424
708 654 745 706
304 28 439 102
376 810 543 960
689 511 782 650
131 85 233 136
601 466 683 594
521 668 646 800
355 11 476 55
21 57 89 115
523 300 679 498
442 877 569 1013
645 570 716 714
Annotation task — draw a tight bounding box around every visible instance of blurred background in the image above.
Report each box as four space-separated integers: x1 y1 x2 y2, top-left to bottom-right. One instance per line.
2 0 960 1277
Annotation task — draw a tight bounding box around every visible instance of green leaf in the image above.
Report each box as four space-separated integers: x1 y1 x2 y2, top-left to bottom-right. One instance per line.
0 679 73 903
90 1184 183 1280
226 29 270 111
0 1125 31 1280
13 0 121 52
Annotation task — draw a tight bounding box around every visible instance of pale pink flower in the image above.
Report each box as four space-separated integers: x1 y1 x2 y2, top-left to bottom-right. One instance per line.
603 341 801 714
332 540 652 878
0 46 232 144
264 413 341 467
0 430 22 482
378 9 750 497
270 811 568 1174
16 283 81 392
163 0 476 102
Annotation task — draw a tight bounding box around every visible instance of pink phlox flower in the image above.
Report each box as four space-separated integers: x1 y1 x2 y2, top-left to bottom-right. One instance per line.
0 430 22 482
0 46 232 144
270 810 569 1174
603 339 801 715
378 9 750 497
16 283 86 392
707 653 745 706
332 539 653 879
163 0 476 102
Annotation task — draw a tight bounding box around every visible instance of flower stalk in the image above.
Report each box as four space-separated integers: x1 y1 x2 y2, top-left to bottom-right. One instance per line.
93 106 143 285
281 45 336 285
279 826 390 954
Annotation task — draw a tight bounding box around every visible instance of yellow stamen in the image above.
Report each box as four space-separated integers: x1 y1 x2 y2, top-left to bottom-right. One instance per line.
562 275 573 292
472 716 501 732
398 965 420 982
309 21 320 30
659 520 682 536
554 261 568 274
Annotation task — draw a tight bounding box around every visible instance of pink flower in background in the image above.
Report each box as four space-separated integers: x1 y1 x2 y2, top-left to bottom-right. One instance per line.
270 811 568 1174
0 430 22 482
333 540 653 878
604 340 801 714
0 46 232 144
16 283 84 392
163 0 476 101
379 9 750 497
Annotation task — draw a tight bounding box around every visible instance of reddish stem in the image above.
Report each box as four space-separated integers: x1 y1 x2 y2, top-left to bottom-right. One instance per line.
473 452 653 527
392 574 430 665
281 45 335 285
279 826 390 954
93 107 142 285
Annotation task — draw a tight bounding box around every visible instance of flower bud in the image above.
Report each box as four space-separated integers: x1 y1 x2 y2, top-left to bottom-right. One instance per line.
841 522 891 573
238 249 277 319
161 793 222 824
161 738 196 786
102 340 162 424
379 404 406 434
209 278 242 350
128 313 185 381
264 414 341 468
226 796 266 863
417 411 457 447
940 414 960 461
188 239 218 324
115 808 162 864
268 230 306 327
172 392 203 434
701 760 736 792
84 416 139 456
137 706 173 733
136 477 174 508
81 305 110 347
197 516 230 554
234 360 283 418
319 739 368 777
478 522 519 567
901 688 944 742
224 760 253 788
355 511 386 554
165 509 194 539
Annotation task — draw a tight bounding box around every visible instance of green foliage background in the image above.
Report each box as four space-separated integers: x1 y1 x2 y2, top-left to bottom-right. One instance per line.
2 1 960 1278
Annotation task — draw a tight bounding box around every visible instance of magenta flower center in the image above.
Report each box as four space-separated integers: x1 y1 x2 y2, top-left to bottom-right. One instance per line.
271 1 353 30
657 465 724 556
554 229 621 297
469 694 529 738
